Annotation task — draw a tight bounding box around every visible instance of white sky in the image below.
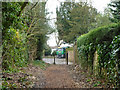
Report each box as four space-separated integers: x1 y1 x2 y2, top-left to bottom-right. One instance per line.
46 0 111 47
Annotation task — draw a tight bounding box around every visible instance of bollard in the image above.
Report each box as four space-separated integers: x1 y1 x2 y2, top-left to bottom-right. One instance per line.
66 53 68 65
53 55 55 64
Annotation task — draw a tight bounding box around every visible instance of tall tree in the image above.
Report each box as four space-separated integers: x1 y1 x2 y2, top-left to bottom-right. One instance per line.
23 2 51 60
56 1 97 43
91 10 112 29
56 2 74 43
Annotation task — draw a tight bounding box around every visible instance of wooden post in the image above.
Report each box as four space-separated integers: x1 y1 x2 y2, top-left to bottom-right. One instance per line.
53 55 55 64
66 53 68 65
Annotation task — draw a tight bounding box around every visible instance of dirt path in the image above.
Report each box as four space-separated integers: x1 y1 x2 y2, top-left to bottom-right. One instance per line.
27 64 79 88
25 64 106 88
2 63 107 88
43 65 78 88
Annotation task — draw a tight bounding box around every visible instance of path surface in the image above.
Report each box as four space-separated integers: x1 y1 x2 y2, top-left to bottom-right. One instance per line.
41 58 78 88
26 64 79 88
43 65 78 88
30 64 106 88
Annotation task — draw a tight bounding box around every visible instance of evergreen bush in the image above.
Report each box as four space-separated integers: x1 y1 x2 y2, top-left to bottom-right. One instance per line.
77 23 120 87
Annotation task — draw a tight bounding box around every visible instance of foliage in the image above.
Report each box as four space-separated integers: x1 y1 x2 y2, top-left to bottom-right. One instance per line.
2 2 51 70
2 2 29 71
56 2 73 43
97 34 120 86
44 45 51 56
92 13 112 28
56 1 98 43
2 2 28 32
109 0 120 22
77 23 119 46
77 23 120 87
2 81 17 89
23 2 51 60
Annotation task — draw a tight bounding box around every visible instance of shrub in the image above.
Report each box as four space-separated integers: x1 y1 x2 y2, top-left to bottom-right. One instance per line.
77 23 120 87
44 46 51 56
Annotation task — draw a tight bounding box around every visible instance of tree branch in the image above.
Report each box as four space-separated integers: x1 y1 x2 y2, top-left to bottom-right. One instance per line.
17 2 28 16
31 2 38 10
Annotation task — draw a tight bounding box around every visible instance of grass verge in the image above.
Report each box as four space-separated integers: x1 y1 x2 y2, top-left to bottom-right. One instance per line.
32 60 50 70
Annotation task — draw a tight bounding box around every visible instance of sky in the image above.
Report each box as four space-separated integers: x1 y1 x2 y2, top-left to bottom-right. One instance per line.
46 0 111 47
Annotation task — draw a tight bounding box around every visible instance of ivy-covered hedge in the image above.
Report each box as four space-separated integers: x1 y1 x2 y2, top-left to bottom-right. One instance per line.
2 28 29 72
77 23 120 87
2 2 29 72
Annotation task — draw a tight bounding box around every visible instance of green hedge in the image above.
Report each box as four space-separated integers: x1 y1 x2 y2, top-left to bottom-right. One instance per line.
2 28 29 72
77 23 120 87
77 23 119 46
